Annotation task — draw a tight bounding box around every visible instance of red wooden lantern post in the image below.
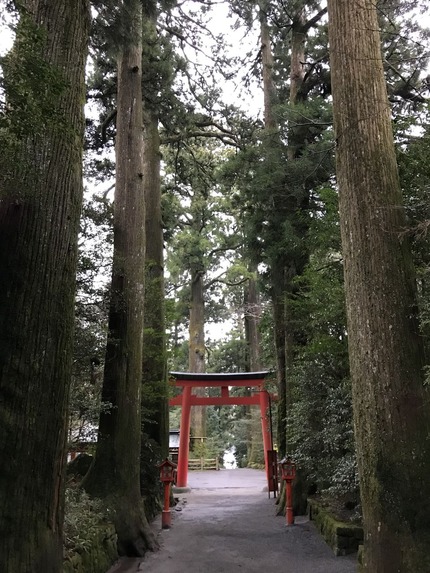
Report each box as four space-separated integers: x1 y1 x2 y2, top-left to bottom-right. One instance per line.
158 458 177 529
279 457 296 526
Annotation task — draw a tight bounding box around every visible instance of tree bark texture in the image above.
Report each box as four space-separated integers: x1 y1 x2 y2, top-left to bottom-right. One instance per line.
141 5 169 457
327 0 430 570
244 273 262 372
189 269 206 441
244 273 265 465
0 2 90 571
289 11 306 103
84 0 156 555
259 0 278 131
288 10 306 160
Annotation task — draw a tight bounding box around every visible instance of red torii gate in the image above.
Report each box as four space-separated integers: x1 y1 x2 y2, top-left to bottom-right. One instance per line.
169 371 274 488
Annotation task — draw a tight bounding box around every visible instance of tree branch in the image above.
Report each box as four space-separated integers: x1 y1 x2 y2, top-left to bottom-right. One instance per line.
101 109 116 143
303 7 327 33
161 130 238 147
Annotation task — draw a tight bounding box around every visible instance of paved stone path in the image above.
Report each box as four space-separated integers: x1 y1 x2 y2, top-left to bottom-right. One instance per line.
107 468 357 573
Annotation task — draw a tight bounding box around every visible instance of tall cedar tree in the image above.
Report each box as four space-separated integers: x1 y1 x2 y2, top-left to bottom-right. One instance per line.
327 0 430 570
83 0 156 554
0 1 90 571
141 1 169 457
165 145 231 441
258 0 326 458
258 0 288 459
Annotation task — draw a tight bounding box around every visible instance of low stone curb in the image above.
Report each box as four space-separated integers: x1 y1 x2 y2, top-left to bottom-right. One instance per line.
308 498 363 557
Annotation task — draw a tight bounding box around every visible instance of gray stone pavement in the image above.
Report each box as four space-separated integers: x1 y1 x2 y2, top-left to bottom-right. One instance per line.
107 468 357 573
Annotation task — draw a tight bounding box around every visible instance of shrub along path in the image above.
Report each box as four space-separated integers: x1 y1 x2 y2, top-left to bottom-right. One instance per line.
106 468 356 573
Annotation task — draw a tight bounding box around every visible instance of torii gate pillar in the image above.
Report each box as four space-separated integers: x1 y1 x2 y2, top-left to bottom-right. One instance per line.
259 388 272 480
177 385 192 487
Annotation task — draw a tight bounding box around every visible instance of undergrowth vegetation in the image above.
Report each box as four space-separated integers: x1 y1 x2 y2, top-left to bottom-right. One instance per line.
64 488 108 558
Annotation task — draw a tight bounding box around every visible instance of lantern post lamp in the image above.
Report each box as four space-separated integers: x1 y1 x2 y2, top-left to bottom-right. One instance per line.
279 457 296 526
158 458 177 529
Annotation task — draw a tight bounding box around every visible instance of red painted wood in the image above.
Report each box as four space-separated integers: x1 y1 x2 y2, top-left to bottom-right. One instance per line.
260 389 271 482
176 385 192 487
285 480 295 525
170 371 270 381
169 395 261 407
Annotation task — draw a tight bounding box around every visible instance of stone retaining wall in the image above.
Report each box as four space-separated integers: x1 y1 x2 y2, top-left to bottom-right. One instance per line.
308 498 363 556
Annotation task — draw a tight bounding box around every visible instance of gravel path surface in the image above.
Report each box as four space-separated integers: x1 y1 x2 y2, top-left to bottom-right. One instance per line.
107 468 357 573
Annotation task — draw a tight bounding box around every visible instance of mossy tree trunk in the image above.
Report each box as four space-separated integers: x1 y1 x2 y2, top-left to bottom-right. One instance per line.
0 1 90 571
327 0 430 570
83 0 156 555
141 1 169 457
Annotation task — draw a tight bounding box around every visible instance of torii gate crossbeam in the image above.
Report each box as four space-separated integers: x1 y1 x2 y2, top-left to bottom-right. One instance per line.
169 371 274 488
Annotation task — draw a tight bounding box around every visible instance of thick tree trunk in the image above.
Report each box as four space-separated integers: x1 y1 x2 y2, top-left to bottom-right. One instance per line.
84 0 156 555
272 272 288 458
244 273 265 466
260 0 278 131
189 269 206 442
261 4 318 459
244 272 262 371
289 12 306 103
259 0 289 459
288 10 306 159
0 2 90 571
327 0 430 570
141 5 169 457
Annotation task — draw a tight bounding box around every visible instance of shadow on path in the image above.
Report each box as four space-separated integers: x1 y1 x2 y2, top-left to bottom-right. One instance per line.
107 468 357 573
